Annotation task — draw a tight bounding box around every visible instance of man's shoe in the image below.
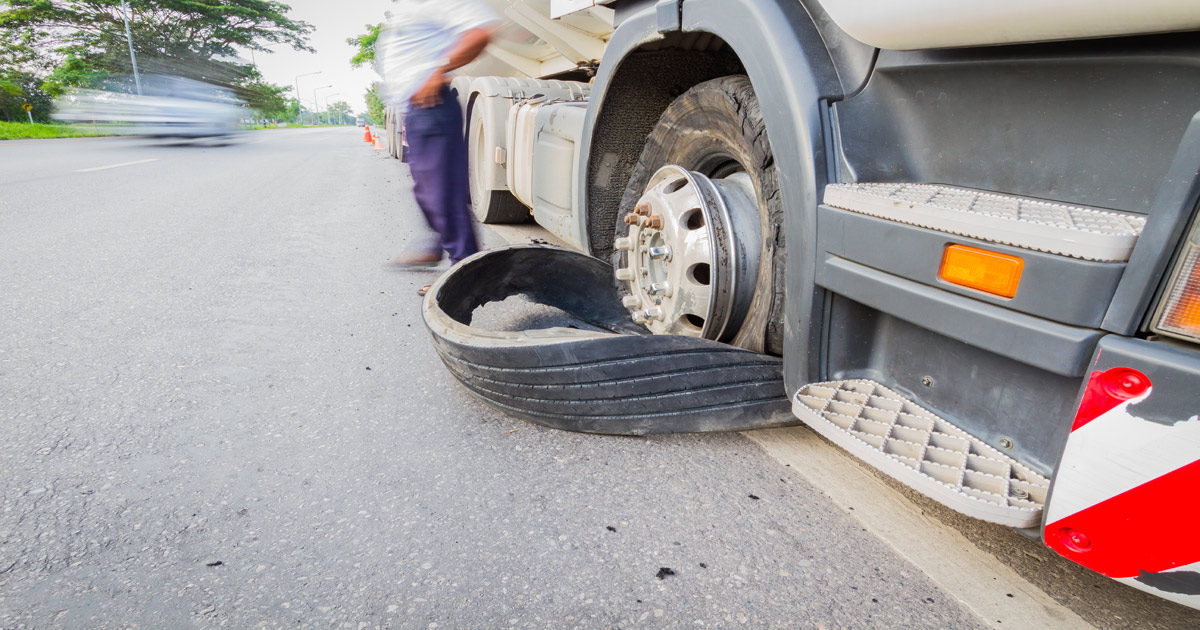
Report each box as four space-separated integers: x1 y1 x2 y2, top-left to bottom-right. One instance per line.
389 252 441 268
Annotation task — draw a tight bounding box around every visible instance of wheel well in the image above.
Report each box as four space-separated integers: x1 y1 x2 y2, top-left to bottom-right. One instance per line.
585 34 745 259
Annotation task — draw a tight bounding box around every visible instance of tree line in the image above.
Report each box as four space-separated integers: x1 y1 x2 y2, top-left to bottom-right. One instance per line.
0 0 312 123
347 22 382 126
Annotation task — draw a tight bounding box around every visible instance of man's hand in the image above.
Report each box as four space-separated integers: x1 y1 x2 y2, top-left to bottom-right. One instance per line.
411 68 447 109
408 27 493 109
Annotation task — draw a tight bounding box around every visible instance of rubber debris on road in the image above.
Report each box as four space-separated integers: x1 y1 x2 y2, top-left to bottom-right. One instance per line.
420 244 797 435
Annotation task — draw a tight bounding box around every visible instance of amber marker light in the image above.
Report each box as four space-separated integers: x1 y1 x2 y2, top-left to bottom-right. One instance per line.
939 244 1024 298
1153 245 1200 342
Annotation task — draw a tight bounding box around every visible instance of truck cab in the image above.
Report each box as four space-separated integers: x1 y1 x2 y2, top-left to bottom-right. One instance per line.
413 0 1200 610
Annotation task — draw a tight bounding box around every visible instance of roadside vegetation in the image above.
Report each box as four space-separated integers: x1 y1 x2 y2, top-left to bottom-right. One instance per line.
0 0 358 125
0 120 109 140
348 23 384 126
0 120 355 140
243 122 352 130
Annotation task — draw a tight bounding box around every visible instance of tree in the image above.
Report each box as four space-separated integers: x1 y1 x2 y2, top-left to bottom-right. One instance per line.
327 100 352 125
364 83 384 126
0 25 55 120
0 0 312 109
242 81 289 120
347 23 381 69
349 23 387 126
1 1 314 69
0 71 52 122
281 97 306 124
41 53 112 96
0 24 52 74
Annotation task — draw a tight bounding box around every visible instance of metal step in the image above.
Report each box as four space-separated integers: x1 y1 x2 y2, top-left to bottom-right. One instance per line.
792 380 1050 528
823 183 1146 262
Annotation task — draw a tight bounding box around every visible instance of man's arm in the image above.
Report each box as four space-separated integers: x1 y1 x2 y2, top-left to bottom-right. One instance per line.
410 27 494 108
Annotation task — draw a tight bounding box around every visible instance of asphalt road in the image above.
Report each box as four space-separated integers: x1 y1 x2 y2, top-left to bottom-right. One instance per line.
0 129 1195 629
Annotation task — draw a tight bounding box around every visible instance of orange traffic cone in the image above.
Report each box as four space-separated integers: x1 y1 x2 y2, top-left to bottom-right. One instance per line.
363 125 372 143
373 133 385 151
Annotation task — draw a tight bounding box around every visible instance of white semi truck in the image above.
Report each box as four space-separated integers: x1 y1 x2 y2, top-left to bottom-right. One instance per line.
391 0 1200 612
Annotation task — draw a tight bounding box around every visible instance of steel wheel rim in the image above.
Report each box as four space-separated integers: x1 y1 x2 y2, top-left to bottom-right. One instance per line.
615 165 761 342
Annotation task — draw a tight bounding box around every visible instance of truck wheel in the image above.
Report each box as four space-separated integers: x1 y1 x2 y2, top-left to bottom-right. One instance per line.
468 104 528 224
422 244 796 435
614 76 784 355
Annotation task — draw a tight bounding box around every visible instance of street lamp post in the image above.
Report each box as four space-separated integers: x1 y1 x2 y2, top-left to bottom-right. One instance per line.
249 43 281 71
293 71 320 124
119 0 142 95
324 93 340 125
313 85 333 126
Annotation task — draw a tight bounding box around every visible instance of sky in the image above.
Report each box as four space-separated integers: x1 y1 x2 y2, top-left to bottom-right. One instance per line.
240 1 391 115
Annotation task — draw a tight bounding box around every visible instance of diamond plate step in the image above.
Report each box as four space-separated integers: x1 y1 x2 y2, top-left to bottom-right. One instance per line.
792 380 1050 528
823 183 1146 262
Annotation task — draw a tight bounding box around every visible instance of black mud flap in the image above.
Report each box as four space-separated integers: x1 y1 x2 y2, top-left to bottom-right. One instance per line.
421 244 797 435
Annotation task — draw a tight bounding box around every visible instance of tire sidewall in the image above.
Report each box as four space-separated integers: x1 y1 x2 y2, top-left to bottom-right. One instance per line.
467 103 489 223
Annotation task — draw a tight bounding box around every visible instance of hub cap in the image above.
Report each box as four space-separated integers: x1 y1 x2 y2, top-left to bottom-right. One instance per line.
614 165 761 342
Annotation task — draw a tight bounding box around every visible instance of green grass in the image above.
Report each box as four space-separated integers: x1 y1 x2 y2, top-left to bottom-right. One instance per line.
1 120 354 139
0 121 112 140
244 123 303 130
245 123 354 130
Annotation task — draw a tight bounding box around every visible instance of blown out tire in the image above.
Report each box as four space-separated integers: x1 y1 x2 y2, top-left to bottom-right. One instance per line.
615 75 785 355
422 244 796 435
468 103 528 224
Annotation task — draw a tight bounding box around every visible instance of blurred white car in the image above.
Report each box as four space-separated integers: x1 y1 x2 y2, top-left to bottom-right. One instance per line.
53 76 244 138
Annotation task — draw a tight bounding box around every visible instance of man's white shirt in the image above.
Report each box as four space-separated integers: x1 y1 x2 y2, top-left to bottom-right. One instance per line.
375 0 501 108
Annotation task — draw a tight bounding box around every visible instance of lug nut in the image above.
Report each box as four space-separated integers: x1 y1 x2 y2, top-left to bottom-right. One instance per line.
615 267 634 281
649 246 671 260
634 203 651 216
622 295 641 308
614 237 634 251
631 311 649 324
645 307 664 321
648 282 670 296
624 213 638 225
646 215 663 229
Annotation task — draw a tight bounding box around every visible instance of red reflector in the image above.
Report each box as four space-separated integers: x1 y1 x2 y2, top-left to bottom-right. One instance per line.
1072 367 1151 431
1056 527 1093 553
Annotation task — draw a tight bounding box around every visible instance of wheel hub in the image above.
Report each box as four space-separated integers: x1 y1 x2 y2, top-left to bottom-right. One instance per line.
614 165 761 342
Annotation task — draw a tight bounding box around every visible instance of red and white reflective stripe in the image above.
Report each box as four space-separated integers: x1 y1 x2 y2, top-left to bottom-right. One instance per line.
1047 386 1199 525
1045 368 1200 579
1048 457 1200 577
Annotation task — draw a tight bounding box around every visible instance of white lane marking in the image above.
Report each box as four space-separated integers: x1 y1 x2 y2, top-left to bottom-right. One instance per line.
76 158 158 173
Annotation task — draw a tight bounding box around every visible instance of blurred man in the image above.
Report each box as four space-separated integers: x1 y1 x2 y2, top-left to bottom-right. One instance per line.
375 0 500 296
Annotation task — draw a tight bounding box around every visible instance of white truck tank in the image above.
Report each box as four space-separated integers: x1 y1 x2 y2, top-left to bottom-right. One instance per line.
819 0 1200 50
